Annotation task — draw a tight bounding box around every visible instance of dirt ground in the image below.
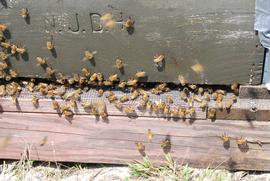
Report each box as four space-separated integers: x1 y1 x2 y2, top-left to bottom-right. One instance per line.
1 161 270 181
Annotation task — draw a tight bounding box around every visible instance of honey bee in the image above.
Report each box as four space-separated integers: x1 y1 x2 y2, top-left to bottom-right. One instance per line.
232 95 237 102
0 52 8 61
57 85 66 96
97 89 104 97
164 105 171 115
90 73 98 82
0 32 3 41
100 13 115 29
178 75 186 86
81 68 91 77
46 90 54 98
81 101 92 109
225 99 234 109
105 90 114 98
52 100 60 110
193 95 202 103
108 95 118 103
171 108 179 117
160 139 171 150
200 100 208 110
116 81 125 89
231 81 239 94
1 42 11 49
63 108 73 118
9 69 18 78
84 50 95 61
11 45 17 55
130 90 139 100
63 89 81 101
179 91 188 101
236 136 247 146
11 95 18 105
46 66 54 77
0 62 7 70
191 63 204 74
127 79 137 86
36 57 46 65
153 54 164 65
108 74 118 82
156 101 166 113
198 87 204 95
16 47 26 54
212 92 218 100
20 8 29 18
152 103 159 114
61 104 73 116
123 17 135 29
114 58 124 70
0 23 8 32
46 40 54 50
151 88 159 95
6 82 21 96
135 71 146 78
40 136 48 146
187 96 194 107
56 73 66 84
138 99 147 109
120 95 129 103
216 90 225 95
216 94 224 103
221 133 230 143
208 108 216 119
32 96 39 107
0 136 11 150
97 73 103 82
104 19 116 30
66 78 74 86
26 82 34 92
135 142 145 152
188 84 197 90
0 85 5 96
203 92 210 101
147 129 153 142
186 107 195 116
146 101 153 110
124 106 135 115
100 13 113 22
114 102 123 111
96 100 107 118
178 107 186 117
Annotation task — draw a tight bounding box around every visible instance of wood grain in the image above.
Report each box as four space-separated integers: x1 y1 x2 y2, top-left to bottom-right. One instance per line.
0 112 270 171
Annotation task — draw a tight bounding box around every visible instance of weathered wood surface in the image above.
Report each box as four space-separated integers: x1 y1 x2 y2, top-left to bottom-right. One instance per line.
0 0 264 84
208 97 270 121
0 112 270 171
239 85 270 99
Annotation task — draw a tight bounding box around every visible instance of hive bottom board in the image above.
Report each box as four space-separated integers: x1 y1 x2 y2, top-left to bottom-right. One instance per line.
0 110 270 171
0 85 270 171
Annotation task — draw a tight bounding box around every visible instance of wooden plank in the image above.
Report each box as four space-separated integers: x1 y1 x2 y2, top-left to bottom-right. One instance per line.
239 85 270 99
207 96 270 121
0 0 263 84
0 112 270 171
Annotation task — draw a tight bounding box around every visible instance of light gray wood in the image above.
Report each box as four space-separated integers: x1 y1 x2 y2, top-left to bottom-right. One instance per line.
0 112 270 171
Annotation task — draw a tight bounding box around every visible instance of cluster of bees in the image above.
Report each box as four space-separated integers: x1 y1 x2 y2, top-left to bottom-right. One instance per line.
0 8 240 122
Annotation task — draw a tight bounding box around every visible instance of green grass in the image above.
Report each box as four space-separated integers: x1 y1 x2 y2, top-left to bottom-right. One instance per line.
128 154 234 181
